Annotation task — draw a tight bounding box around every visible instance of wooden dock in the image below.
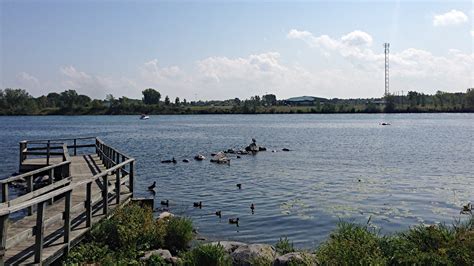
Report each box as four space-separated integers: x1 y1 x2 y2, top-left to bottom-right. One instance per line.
0 137 135 265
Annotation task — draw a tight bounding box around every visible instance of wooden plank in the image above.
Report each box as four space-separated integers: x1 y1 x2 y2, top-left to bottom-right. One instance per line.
8 178 71 207
34 201 45 264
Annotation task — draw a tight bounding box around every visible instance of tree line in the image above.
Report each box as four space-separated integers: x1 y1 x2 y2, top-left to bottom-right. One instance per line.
0 87 473 115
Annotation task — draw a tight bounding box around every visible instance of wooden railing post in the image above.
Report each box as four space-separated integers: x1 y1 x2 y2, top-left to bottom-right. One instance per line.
129 161 134 196
48 168 54 205
1 184 8 203
102 175 108 215
86 183 92 227
34 201 45 264
115 167 121 204
46 140 51 165
19 140 27 168
73 139 77 156
64 191 71 253
0 214 9 265
26 176 33 215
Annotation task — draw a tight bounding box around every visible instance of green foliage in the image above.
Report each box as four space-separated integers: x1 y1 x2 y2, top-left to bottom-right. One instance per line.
147 254 172 266
64 241 111 264
248 255 274 266
316 222 387 265
142 88 161 105
164 217 194 253
275 237 295 254
181 244 232 266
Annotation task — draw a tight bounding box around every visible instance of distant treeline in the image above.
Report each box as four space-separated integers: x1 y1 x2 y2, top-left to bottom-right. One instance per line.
0 87 473 115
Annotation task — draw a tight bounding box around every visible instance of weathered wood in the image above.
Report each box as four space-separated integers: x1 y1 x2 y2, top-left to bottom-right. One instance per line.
1 184 8 204
26 176 33 216
64 191 71 253
8 177 71 207
46 140 51 165
1 161 69 184
34 201 45 264
102 175 108 215
19 141 27 168
130 161 134 195
115 168 121 204
86 183 92 228
73 139 77 156
0 214 8 265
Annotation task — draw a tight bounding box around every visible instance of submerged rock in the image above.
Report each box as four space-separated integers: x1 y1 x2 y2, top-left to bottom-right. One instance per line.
210 152 230 164
231 244 276 266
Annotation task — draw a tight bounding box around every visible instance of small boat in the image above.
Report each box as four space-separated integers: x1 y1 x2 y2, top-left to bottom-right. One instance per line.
140 114 150 120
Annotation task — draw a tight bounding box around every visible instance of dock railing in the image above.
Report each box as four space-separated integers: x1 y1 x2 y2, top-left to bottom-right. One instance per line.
0 137 135 264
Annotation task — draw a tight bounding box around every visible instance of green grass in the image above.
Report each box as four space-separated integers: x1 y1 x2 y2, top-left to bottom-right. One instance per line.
181 244 232 266
275 237 295 254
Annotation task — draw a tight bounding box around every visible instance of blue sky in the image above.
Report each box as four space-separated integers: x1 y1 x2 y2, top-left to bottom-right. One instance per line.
1 0 473 100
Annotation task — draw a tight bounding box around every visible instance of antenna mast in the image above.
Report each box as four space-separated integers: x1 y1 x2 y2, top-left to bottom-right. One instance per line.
384 43 390 96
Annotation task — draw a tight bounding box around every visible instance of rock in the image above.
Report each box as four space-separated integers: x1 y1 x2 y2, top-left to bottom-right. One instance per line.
273 252 317 266
158 211 174 220
282 148 290 152
245 143 259 152
231 244 276 266
258 146 267 151
170 256 181 265
194 154 205 161
227 149 236 154
182 159 190 163
211 241 247 253
140 249 173 262
237 150 249 155
210 152 230 164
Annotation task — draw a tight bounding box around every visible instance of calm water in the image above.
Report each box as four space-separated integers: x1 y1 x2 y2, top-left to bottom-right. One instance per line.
0 114 473 248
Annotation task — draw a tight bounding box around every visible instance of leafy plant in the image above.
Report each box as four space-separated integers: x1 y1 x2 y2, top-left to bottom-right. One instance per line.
164 217 194 253
182 244 231 266
275 237 295 254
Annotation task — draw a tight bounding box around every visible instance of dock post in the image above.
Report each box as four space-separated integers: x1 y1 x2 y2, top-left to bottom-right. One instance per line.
115 167 121 204
34 201 45 264
73 139 77 156
48 168 54 205
129 161 134 196
19 140 27 169
102 175 108 215
46 140 51 165
26 176 33 215
64 191 71 253
86 183 92 227
1 184 8 203
0 214 9 265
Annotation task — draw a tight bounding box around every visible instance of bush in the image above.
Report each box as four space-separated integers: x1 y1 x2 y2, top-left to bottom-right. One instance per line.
315 222 387 265
64 242 111 264
182 244 232 266
275 237 295 254
164 217 194 253
147 254 172 266
90 203 162 251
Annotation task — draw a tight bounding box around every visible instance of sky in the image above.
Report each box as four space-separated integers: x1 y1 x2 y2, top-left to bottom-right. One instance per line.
1 0 473 101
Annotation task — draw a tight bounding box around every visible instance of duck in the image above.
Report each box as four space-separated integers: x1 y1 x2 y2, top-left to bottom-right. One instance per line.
460 203 472 214
194 154 206 161
182 159 190 163
236 155 241 159
236 184 242 189
252 138 257 143
148 181 156 191
282 148 290 152
193 201 202 208
161 157 177 164
215 210 222 217
229 218 239 224
380 122 391 126
160 200 169 206
250 203 255 211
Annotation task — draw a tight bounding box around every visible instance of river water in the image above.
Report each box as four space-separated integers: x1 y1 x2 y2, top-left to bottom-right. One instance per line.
0 114 473 248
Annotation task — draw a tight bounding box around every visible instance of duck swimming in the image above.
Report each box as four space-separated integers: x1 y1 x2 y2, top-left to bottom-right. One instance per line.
161 157 177 164
460 203 472 214
236 184 242 189
148 181 156 190
193 201 202 208
229 218 239 224
161 200 169 206
215 210 222 217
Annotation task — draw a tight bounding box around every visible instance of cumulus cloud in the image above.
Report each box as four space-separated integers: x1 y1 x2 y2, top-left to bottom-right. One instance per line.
433 10 468 26
288 29 473 94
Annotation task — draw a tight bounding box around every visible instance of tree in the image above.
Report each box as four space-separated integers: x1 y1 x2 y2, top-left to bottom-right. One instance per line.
142 88 161 105
262 94 277 106
59 90 80 109
164 96 170 105
175 97 180 105
466 88 474 109
183 99 187 105
384 94 396 112
233 98 241 106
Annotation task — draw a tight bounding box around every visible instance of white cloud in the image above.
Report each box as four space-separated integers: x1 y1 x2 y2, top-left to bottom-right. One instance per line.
288 29 473 95
433 10 468 26
471 30 474 37
16 72 40 87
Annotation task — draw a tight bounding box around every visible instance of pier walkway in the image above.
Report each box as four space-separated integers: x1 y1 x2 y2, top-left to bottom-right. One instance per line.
0 137 135 265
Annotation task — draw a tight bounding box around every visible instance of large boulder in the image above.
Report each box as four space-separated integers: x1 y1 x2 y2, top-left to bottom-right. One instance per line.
273 252 318 266
245 143 259 153
158 211 174 220
210 241 246 253
140 249 173 262
231 244 276 266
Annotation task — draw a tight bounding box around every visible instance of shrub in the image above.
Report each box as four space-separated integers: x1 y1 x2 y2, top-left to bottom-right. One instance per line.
275 237 295 254
64 242 111 264
147 254 172 266
164 217 194 253
90 203 162 251
315 222 387 265
182 244 231 266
